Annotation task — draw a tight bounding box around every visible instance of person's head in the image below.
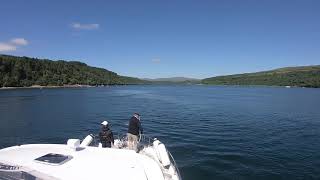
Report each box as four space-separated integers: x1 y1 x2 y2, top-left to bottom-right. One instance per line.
133 113 141 120
101 120 109 128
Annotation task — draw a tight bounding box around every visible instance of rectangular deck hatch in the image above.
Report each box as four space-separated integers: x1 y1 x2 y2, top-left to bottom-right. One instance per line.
34 153 72 165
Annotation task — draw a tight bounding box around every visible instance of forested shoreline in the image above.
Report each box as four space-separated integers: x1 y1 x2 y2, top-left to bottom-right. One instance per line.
1 54 319 88
202 66 320 88
0 55 145 87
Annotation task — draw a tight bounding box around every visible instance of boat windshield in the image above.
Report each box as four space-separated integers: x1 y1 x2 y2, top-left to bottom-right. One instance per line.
0 170 38 180
0 162 55 180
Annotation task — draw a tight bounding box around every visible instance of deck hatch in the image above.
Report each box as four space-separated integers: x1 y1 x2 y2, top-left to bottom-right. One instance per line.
34 153 72 165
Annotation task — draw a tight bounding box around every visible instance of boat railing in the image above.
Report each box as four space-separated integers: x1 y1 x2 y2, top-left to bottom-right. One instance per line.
138 134 154 146
114 134 154 149
168 150 182 179
89 133 153 147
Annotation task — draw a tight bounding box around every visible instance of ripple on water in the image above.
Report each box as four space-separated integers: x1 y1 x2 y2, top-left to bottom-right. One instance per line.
1 86 320 180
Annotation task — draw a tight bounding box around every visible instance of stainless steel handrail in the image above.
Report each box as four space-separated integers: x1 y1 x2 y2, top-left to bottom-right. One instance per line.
138 134 153 146
168 150 182 180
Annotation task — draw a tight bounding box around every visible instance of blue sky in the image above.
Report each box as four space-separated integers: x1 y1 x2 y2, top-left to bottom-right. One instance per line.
0 0 319 79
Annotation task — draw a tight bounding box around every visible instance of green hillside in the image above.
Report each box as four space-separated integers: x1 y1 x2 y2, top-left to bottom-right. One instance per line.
202 66 320 88
144 77 201 85
0 55 145 87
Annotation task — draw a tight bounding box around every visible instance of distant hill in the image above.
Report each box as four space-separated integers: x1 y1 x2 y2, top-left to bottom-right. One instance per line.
0 54 146 87
202 65 320 88
144 77 200 84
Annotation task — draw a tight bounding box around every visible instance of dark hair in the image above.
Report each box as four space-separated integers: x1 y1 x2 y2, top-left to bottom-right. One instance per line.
134 112 140 116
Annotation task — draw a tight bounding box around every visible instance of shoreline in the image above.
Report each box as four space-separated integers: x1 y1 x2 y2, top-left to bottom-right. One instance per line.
0 85 95 90
1 84 318 90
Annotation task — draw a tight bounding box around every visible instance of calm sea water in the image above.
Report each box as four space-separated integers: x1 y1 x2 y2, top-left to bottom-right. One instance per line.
0 85 320 180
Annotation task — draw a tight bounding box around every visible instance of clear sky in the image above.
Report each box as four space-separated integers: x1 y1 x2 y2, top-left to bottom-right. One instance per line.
0 0 319 79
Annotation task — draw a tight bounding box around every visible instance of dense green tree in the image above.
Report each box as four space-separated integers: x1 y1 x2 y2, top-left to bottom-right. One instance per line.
0 54 146 87
202 66 320 88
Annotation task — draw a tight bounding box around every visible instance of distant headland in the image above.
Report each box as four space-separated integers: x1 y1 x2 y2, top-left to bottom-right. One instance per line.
202 66 320 88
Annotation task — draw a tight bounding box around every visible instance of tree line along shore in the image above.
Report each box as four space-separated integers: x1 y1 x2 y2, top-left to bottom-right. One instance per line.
0 55 146 88
202 66 320 88
1 54 319 88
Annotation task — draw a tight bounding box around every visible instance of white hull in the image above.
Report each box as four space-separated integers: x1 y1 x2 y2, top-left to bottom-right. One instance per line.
0 135 181 180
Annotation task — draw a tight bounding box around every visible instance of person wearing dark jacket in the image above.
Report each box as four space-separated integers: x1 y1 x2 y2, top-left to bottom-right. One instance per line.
99 121 114 148
127 113 143 151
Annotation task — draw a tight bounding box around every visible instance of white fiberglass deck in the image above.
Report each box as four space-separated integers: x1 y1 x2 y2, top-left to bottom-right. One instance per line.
0 144 165 180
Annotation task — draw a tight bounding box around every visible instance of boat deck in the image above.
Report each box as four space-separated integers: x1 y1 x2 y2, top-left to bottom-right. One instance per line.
0 144 165 180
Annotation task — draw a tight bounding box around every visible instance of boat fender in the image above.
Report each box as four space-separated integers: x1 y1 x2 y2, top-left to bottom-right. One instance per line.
67 139 80 151
153 140 171 167
172 174 179 180
80 134 94 147
168 165 176 174
153 140 160 148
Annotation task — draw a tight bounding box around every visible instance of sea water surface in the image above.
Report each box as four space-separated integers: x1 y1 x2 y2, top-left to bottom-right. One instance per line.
0 85 320 180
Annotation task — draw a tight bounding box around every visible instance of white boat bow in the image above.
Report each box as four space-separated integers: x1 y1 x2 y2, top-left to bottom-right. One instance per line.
0 134 181 180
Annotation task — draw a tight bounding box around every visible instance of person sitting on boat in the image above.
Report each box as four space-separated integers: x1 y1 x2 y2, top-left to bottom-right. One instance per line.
127 113 143 152
99 121 114 148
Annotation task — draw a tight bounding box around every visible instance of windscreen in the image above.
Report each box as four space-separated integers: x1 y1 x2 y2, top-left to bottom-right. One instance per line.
0 163 38 180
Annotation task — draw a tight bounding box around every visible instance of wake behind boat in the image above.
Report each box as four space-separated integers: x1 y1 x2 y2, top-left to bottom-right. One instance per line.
0 134 181 180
